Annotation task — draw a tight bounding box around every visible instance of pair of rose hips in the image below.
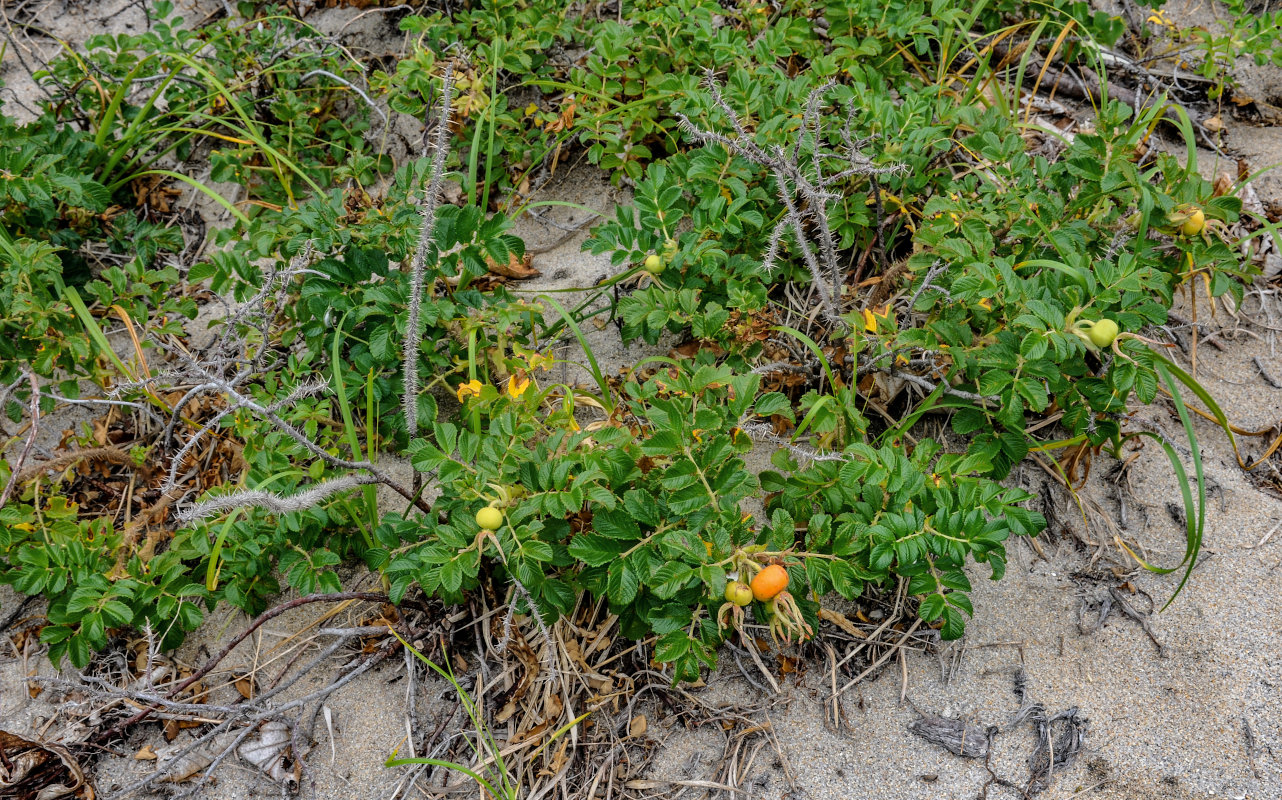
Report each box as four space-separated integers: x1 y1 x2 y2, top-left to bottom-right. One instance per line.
724 564 788 606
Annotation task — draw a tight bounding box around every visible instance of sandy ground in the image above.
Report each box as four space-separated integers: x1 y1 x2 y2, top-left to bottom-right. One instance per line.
3 2 1282 799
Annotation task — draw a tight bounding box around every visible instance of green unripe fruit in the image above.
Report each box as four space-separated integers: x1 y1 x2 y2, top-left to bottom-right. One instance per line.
475 506 503 531
1181 208 1205 237
643 254 665 274
1088 318 1120 348
724 580 753 607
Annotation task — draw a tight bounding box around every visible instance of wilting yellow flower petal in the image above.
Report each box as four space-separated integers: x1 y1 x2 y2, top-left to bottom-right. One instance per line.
507 374 531 399
863 303 894 333
978 297 992 310
456 379 483 402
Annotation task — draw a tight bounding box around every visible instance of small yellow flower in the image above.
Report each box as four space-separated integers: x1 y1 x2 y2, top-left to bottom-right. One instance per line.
506 374 531 399
863 304 893 333
457 379 483 402
1146 9 1171 26
978 297 992 310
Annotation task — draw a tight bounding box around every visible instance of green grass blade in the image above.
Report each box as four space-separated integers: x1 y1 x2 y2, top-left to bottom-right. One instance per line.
1153 359 1205 609
64 286 133 379
1150 351 1255 467
383 756 501 797
543 296 614 411
330 312 375 548
771 325 838 389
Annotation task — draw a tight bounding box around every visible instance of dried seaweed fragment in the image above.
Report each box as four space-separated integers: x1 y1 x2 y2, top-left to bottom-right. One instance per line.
1026 706 1087 794
1012 669 1089 795
908 715 993 759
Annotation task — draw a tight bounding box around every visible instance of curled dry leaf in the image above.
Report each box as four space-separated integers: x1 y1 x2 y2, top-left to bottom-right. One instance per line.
237 721 301 793
0 729 94 800
627 714 647 738
818 607 867 639
157 732 238 784
485 251 540 280
1213 172 1234 198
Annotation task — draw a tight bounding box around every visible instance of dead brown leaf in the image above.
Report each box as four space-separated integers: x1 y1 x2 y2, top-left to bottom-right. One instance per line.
628 715 647 738
1213 172 1234 197
486 251 540 280
0 729 94 799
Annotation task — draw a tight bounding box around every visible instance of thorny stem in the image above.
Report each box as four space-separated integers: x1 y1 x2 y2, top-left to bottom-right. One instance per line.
178 473 380 523
402 69 455 443
677 73 904 330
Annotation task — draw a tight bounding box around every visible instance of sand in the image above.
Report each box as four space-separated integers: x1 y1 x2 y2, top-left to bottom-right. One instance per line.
2 1 1281 798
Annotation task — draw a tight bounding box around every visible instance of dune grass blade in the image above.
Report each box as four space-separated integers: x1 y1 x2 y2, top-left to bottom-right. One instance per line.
543 296 614 412
1117 360 1205 611
384 629 515 798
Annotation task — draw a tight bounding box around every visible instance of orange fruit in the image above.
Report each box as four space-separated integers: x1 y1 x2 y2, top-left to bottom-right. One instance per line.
750 564 789 602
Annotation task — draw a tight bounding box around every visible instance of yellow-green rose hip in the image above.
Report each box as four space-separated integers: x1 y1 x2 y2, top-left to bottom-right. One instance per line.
724 580 753 607
475 506 503 531
1088 319 1119 348
1180 208 1205 237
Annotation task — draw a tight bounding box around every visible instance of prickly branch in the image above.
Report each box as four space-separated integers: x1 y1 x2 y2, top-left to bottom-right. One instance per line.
676 73 904 327
113 244 427 519
402 69 455 442
177 473 380 524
